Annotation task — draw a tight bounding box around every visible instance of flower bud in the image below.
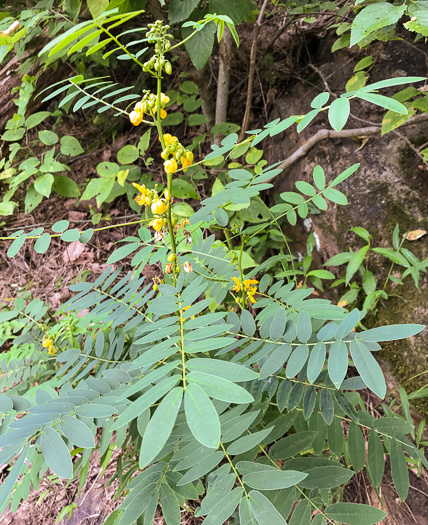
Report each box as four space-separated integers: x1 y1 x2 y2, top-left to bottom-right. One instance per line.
129 111 143 126
164 158 178 174
152 218 163 231
165 62 172 75
167 253 176 262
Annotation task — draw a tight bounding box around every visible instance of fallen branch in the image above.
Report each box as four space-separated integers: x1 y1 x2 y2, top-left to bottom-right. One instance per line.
277 113 428 174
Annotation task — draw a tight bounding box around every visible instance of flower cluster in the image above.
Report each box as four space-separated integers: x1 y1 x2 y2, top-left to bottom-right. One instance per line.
132 182 171 232
161 134 194 174
231 277 259 304
42 334 56 355
144 21 173 75
129 91 170 126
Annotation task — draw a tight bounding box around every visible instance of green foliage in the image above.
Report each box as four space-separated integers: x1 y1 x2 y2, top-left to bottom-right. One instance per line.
0 5 427 525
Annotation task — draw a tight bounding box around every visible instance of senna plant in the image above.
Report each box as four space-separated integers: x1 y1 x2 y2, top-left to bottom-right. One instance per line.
0 9 427 525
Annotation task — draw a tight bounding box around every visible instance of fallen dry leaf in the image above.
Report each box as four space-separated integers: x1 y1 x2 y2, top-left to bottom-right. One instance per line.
63 241 85 263
68 211 87 222
406 229 427 241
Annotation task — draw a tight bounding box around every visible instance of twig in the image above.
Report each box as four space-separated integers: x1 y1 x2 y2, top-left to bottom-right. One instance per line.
238 0 270 141
275 114 428 176
392 129 428 165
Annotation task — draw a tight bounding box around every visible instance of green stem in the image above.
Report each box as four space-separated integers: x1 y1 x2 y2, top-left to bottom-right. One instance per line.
178 297 186 389
95 23 145 70
155 76 177 259
238 241 246 305
220 441 248 497
224 229 234 251
169 28 203 52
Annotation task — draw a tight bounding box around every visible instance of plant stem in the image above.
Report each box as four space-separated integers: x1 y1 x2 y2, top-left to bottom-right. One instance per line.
220 441 248 497
178 297 186 389
224 229 233 250
155 76 177 259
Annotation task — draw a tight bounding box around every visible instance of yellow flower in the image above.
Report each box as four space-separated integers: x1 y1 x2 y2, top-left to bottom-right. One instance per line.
164 158 178 174
151 199 168 215
231 277 241 292
181 157 192 172
231 277 259 304
129 110 143 126
42 335 52 348
162 134 175 146
42 335 56 355
132 182 148 206
243 279 259 290
160 93 170 106
152 106 167 119
150 218 164 231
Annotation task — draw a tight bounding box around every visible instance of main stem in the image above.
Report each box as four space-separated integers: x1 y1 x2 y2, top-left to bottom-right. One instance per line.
156 75 177 258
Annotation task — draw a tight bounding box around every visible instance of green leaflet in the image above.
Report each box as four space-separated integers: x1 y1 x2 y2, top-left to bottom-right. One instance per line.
249 490 288 525
367 430 384 487
349 341 386 399
139 386 183 468
243 469 308 490
328 340 348 388
390 439 409 500
289 500 310 525
239 497 258 525
111 375 180 431
270 431 318 460
226 427 273 456
187 371 254 404
186 358 258 382
348 421 365 473
60 415 95 448
325 503 386 525
202 487 243 525
355 324 424 342
40 427 73 479
160 483 181 525
184 383 220 449
307 342 326 383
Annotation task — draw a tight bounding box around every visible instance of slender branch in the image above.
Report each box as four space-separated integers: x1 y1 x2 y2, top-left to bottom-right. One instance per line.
275 114 428 177
239 0 269 141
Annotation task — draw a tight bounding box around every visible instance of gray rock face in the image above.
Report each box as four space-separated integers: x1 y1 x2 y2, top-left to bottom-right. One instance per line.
267 39 427 409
